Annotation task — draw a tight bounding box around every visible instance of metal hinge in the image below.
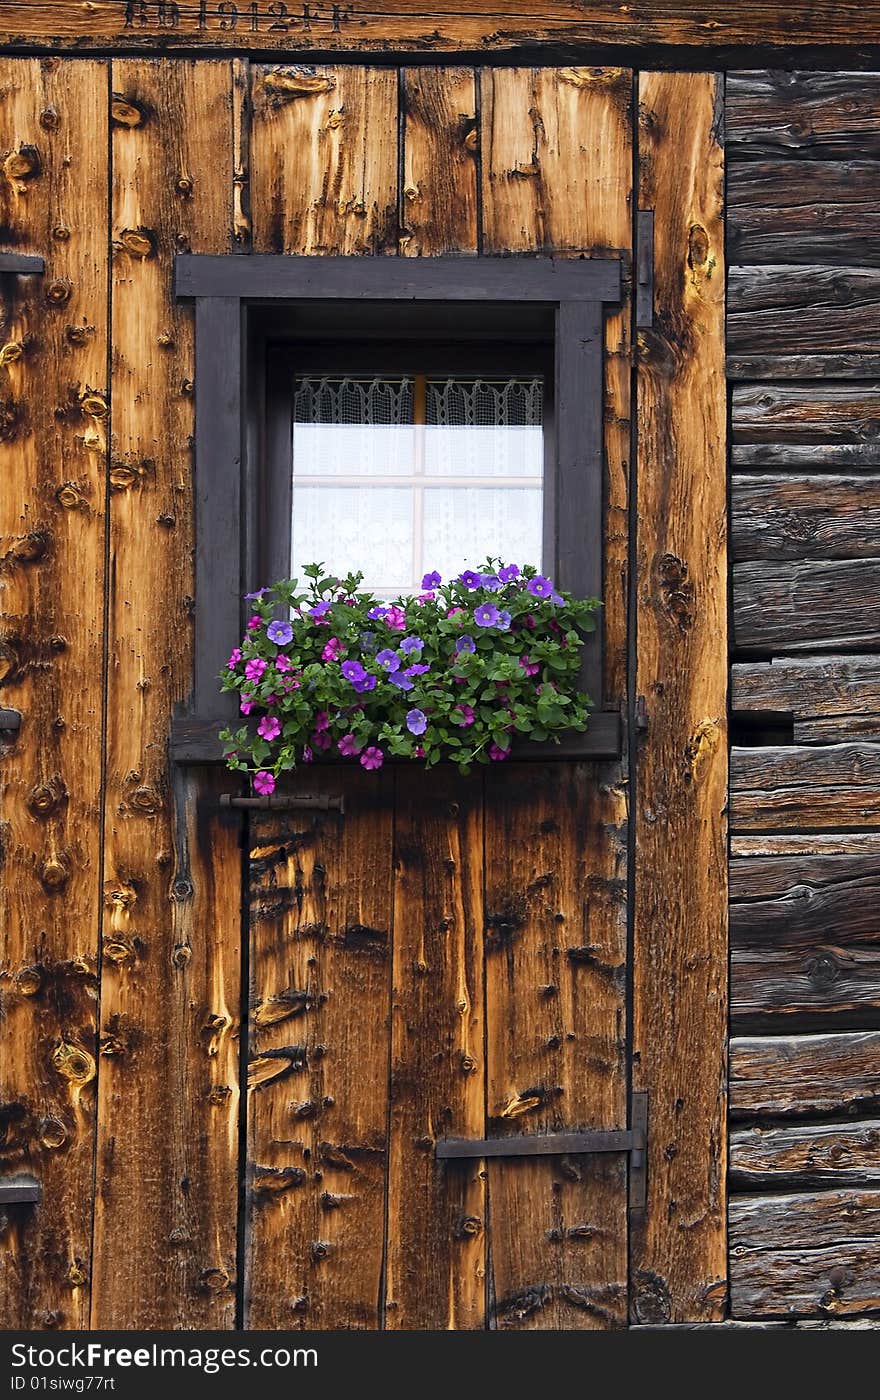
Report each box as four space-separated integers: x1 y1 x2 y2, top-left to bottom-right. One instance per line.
634 695 649 736
636 210 654 328
220 792 344 814
0 1174 42 1205
0 708 21 739
437 1091 648 1212
0 254 44 276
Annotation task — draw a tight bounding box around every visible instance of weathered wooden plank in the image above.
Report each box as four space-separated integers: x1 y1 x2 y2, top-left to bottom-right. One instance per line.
385 768 485 1330
733 833 880 857
734 558 880 651
92 59 240 1330
483 763 628 1331
728 160 880 266
245 772 393 1330
730 852 880 1018
401 69 477 257
250 65 398 256
733 656 880 719
733 384 880 448
729 353 880 381
9 3 880 52
632 72 727 1327
730 1033 880 1117
727 72 880 160
732 476 880 562
480 65 632 705
730 1190 880 1318
732 743 880 831
0 56 107 1332
795 716 880 743
728 265 880 357
731 1121 880 1187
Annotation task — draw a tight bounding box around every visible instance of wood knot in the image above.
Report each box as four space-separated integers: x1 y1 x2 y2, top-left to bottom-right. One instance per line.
200 1013 232 1057
171 943 192 969
39 108 60 131
40 855 70 892
128 785 162 815
56 481 88 510
0 341 23 367
3 145 42 184
5 529 52 566
79 389 108 419
28 774 67 818
38 1115 68 1149
632 1270 672 1325
252 1166 306 1198
117 227 157 259
175 175 194 197
309 1240 331 1262
657 553 696 631
44 279 73 307
262 67 335 102
15 965 43 996
67 1261 87 1287
463 119 478 153
198 1268 230 1293
51 1040 96 1086
111 94 147 128
103 880 137 911
457 1215 483 1237
684 718 721 785
102 934 137 968
51 224 70 242
460 1054 478 1074
807 952 841 989
497 1087 547 1119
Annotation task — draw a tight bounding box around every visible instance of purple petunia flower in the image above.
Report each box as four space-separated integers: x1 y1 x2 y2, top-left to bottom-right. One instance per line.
361 746 383 771
406 708 427 736
275 654 292 672
338 734 362 757
244 588 267 601
309 600 332 618
520 655 540 677
550 592 564 605
404 663 429 677
367 605 388 621
341 659 366 683
455 634 476 655
311 730 331 751
227 648 241 669
421 571 442 589
496 610 512 631
302 745 313 764
400 636 423 655
313 711 330 731
267 620 293 646
474 603 500 628
453 704 475 727
247 615 262 631
527 575 553 598
489 743 510 761
459 569 481 590
257 715 281 741
498 564 520 583
480 573 502 591
353 674 377 694
388 672 413 692
253 770 275 795
376 648 401 672
245 657 267 682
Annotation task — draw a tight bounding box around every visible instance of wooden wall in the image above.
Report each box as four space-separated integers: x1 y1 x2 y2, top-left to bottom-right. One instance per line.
728 71 880 1322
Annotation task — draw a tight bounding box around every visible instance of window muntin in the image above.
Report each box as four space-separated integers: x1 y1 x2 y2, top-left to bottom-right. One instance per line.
290 373 544 597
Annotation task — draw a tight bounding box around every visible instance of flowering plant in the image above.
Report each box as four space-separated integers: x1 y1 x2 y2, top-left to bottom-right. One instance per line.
219 562 600 792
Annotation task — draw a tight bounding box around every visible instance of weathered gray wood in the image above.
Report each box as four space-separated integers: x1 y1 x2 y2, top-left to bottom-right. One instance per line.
734 558 880 650
733 834 880 857
732 476 880 561
732 657 880 719
733 444 880 470
730 850 880 899
731 1121 880 1187
733 385 880 449
727 73 880 161
730 1190 880 1318
728 161 880 266
734 743 880 790
796 716 880 743
728 265 880 357
732 743 880 830
729 354 880 381
730 1033 880 1118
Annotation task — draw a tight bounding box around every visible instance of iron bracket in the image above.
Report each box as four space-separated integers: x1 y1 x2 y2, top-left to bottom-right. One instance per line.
636 210 654 328
0 1174 42 1205
0 253 44 276
0 708 21 738
220 792 344 814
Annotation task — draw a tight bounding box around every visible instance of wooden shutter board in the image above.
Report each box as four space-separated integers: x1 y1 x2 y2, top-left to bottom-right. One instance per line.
91 58 240 1329
632 72 728 1324
0 57 108 1331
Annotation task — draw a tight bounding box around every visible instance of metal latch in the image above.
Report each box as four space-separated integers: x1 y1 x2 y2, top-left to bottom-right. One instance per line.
437 1091 647 1210
0 1174 42 1205
636 210 654 328
220 792 344 813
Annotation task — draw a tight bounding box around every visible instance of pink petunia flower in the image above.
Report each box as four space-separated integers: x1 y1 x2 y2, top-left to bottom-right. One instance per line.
263 693 278 706
414 745 426 758
523 614 536 630
240 698 253 715
360 746 384 770
253 770 275 796
227 647 242 669
322 637 344 661
302 745 314 764
386 606 406 631
245 658 266 682
417 592 436 605
453 704 475 727
338 734 362 757
275 654 292 673
311 731 331 751
257 715 281 741
247 615 262 631
313 711 330 731
489 743 510 762
520 655 540 676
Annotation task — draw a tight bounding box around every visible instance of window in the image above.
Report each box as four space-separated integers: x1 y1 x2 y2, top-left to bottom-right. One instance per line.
172 255 620 760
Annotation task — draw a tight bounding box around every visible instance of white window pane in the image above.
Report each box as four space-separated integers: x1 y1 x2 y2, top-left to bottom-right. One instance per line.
293 376 415 477
291 486 413 595
425 377 543 478
421 487 544 583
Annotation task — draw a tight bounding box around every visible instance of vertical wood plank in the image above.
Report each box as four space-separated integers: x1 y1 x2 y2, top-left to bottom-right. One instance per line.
385 768 486 1330
481 65 633 704
482 764 628 1329
0 57 108 1330
250 65 398 256
245 772 394 1329
92 58 240 1328
401 69 478 256
632 71 728 1324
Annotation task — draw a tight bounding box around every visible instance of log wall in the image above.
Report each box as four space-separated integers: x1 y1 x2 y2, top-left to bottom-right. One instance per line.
728 71 880 1323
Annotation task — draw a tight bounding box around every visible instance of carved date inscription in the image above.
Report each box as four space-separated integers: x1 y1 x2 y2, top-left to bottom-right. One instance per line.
123 0 351 34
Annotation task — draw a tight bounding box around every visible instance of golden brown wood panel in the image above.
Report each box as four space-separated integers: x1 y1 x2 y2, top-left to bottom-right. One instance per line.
250 65 397 256
632 72 728 1325
92 59 240 1328
0 57 108 1331
5 2 880 51
245 772 394 1329
483 764 628 1330
385 768 485 1329
401 69 477 257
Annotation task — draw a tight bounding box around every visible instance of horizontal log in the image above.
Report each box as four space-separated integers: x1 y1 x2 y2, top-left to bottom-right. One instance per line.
732 475 880 561
727 73 880 160
730 1031 880 1117
730 851 880 1018
795 716 880 743
729 353 880 382
732 833 880 857
733 384 880 447
732 443 880 470
728 161 880 266
732 656 880 719
731 1120 880 1187
732 743 880 830
730 1189 880 1318
733 558 880 650
728 265 880 355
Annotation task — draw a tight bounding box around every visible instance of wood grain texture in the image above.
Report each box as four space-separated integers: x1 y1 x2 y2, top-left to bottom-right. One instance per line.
732 656 880 720
728 160 880 266
728 265 880 357
250 65 397 256
92 59 240 1329
733 558 880 651
480 64 632 706
245 773 393 1330
733 833 880 858
732 475 880 562
729 352 880 382
7 2 880 51
730 1190 880 1318
731 743 880 831
727 73 880 160
731 1121 880 1188
730 851 880 1019
632 72 727 1326
401 69 477 257
483 763 628 1331
730 1033 880 1118
733 384 880 454
385 768 485 1330
0 57 107 1331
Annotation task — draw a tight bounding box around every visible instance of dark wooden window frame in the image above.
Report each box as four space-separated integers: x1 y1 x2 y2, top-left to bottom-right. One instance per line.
170 253 622 762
